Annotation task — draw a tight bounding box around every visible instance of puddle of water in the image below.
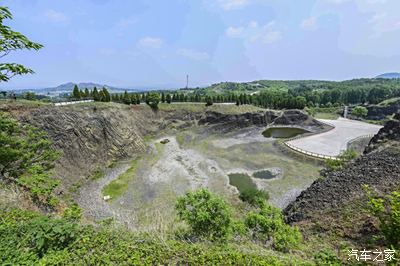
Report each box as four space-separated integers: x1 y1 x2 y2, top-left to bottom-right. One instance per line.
262 127 309 138
253 170 275 180
228 173 257 193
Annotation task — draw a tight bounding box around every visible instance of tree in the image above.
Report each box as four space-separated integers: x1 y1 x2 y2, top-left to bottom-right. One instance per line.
25 92 36 101
84 88 89 98
175 189 232 240
72 85 81 100
102 87 110 102
205 96 213 106
92 87 100 101
161 92 165 103
0 7 43 82
166 94 171 104
352 106 368 118
122 91 130 105
146 92 160 109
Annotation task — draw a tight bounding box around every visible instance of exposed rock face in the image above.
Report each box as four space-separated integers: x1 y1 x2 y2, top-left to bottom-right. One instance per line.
366 100 400 120
364 112 400 153
284 149 400 223
18 105 151 190
271 110 327 132
284 114 400 224
198 111 277 129
198 109 326 133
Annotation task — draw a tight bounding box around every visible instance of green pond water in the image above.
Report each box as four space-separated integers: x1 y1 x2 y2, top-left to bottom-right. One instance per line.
262 127 309 138
228 173 257 193
253 170 275 180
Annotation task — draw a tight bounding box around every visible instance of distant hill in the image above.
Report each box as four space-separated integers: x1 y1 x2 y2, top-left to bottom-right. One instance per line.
45 82 121 92
376 72 400 79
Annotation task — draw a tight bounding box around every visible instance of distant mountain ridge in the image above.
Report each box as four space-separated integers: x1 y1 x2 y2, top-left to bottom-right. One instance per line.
376 72 400 79
45 82 121 92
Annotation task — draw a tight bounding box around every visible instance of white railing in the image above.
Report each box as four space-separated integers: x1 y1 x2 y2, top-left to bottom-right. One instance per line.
274 120 339 160
54 100 94 106
346 134 375 149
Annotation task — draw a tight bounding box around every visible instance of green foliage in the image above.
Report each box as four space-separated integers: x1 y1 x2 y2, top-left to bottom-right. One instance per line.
72 85 81 100
366 188 400 248
313 249 341 265
0 7 43 82
146 92 161 109
239 187 270 207
18 165 59 202
245 202 302 252
0 208 298 265
24 92 36 101
175 188 232 241
325 149 358 171
0 112 60 204
352 105 368 118
62 204 82 222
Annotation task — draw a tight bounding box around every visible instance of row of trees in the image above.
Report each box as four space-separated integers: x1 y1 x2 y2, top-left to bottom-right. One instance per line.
288 84 400 106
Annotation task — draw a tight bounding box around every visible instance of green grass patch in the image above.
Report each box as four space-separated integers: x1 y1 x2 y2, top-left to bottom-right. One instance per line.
90 168 104 180
314 112 339 120
102 158 141 200
228 173 257 193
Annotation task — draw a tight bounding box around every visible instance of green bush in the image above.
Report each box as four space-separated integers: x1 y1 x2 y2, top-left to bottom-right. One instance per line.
245 202 302 252
239 187 270 207
367 189 400 248
175 188 232 241
325 149 358 171
313 249 341 266
352 106 368 118
0 208 298 265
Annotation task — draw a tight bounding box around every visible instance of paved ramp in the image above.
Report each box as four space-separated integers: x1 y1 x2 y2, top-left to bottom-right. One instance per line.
287 118 382 157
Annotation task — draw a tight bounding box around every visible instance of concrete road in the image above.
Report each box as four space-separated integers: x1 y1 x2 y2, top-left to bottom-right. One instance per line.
287 118 383 157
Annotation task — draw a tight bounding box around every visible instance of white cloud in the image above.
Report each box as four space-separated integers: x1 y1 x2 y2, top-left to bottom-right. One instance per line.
217 0 251 10
137 37 163 49
116 17 137 28
226 20 282 44
177 48 210 61
301 17 318 30
45 9 68 23
226 26 244 37
263 30 282 44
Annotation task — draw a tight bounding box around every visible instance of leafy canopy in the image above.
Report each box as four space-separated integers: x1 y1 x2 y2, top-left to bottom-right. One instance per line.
175 188 232 241
0 7 43 82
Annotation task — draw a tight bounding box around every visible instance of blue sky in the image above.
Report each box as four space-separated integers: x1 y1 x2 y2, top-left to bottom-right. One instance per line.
1 0 400 89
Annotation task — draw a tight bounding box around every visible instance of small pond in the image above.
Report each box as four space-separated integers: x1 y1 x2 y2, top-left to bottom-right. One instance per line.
228 173 257 193
253 170 276 180
262 127 309 138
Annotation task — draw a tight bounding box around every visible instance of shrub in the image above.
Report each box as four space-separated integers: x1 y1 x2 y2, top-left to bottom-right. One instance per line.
63 203 82 221
239 188 269 207
325 149 358 171
245 203 302 252
352 106 368 118
313 249 341 266
175 188 232 241
366 188 400 248
245 204 283 237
